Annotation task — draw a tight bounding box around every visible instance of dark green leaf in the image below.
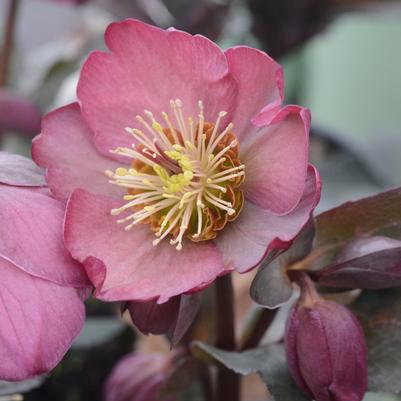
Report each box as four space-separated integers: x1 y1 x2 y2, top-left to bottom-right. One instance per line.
250 259 293 308
352 290 401 393
162 356 200 395
283 218 316 265
250 219 315 308
257 346 311 401
366 321 401 394
191 342 311 401
192 341 270 375
351 289 401 323
178 381 205 401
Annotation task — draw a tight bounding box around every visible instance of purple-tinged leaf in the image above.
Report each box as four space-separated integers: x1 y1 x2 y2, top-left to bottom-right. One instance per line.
0 151 45 187
310 187 401 270
335 236 401 262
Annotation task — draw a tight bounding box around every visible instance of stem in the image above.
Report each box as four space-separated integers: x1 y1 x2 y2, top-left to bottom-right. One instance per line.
0 0 19 86
290 270 320 306
240 307 278 351
215 274 239 401
200 366 214 401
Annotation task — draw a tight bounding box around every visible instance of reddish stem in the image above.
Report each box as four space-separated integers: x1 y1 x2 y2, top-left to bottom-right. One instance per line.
215 274 240 401
240 307 278 351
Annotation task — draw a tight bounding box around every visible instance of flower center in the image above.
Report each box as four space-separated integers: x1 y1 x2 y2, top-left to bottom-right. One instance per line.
106 99 245 250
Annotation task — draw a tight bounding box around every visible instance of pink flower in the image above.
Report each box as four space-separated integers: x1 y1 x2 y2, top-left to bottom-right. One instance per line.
104 352 178 401
33 19 320 304
0 152 90 381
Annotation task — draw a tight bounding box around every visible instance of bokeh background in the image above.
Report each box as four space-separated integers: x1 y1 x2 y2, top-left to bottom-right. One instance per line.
1 0 401 400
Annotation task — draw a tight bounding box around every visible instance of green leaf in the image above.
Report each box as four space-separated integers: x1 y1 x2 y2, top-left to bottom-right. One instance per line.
72 317 125 349
178 381 205 401
352 290 401 394
0 376 45 396
366 321 401 394
257 346 311 401
162 356 200 396
250 259 293 308
351 289 401 323
310 187 401 270
250 219 315 308
192 342 311 401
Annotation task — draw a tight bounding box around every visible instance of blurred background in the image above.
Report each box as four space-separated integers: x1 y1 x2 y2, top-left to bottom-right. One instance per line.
1 0 401 400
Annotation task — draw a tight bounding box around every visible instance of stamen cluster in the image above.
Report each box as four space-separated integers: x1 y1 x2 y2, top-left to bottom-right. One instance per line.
106 99 245 250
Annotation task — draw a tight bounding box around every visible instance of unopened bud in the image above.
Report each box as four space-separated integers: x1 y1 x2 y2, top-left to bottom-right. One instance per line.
104 352 178 401
285 274 367 401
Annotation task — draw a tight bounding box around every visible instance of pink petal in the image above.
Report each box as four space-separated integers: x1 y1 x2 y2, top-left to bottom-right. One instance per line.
241 105 310 214
126 293 200 345
77 19 237 158
0 257 85 381
224 46 283 141
0 151 45 187
64 189 228 303
32 103 124 201
215 165 321 273
126 297 180 336
0 184 89 287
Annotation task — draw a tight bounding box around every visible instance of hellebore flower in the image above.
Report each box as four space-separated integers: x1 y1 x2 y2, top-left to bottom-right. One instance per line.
0 152 90 381
33 19 321 303
285 274 367 401
104 352 178 401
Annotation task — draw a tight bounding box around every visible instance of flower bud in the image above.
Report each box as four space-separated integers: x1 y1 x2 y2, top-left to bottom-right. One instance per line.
104 352 177 401
285 275 367 401
0 90 41 137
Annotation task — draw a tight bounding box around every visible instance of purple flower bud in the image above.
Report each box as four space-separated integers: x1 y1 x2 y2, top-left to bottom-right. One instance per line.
285 275 367 401
104 352 177 401
0 90 41 137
